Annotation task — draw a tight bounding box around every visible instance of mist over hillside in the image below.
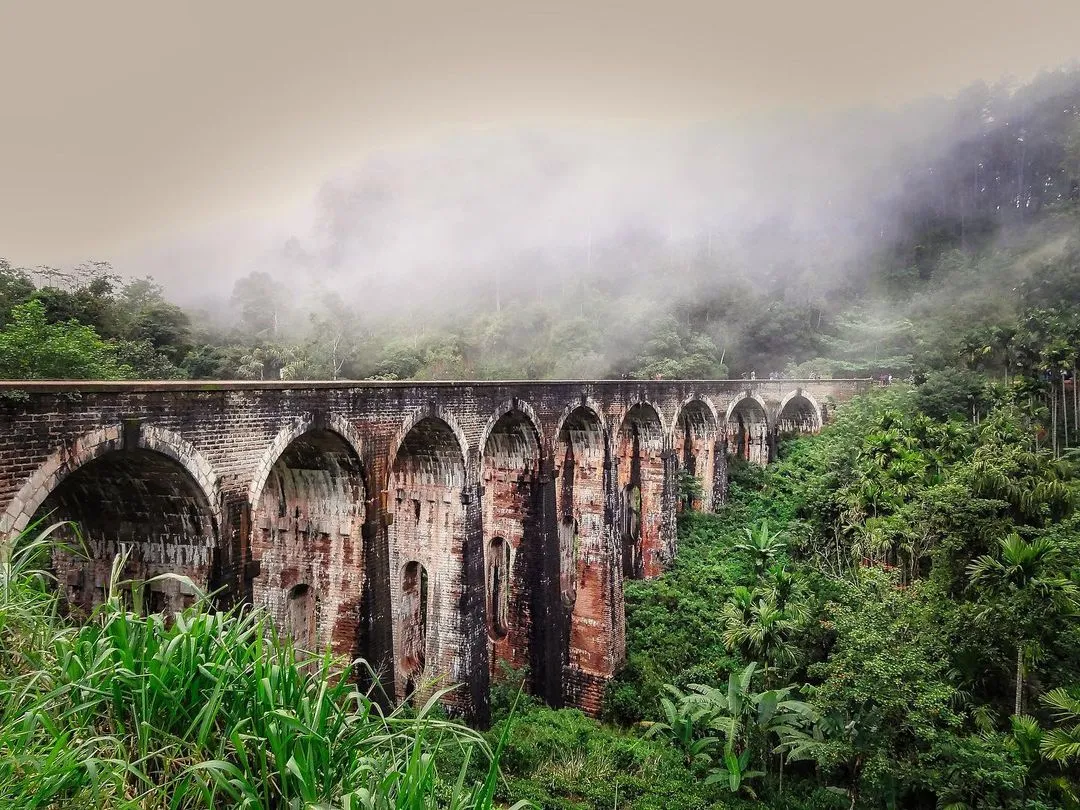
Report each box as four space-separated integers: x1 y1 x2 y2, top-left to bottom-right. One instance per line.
4 68 1080 381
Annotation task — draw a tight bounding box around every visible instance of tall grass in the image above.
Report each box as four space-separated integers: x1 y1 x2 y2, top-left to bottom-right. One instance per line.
0 523 525 809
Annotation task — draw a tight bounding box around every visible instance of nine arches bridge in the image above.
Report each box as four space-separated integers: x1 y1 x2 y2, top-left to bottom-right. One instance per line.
0 377 868 720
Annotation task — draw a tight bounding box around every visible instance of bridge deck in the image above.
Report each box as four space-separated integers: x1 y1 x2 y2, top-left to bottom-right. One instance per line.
0 377 864 391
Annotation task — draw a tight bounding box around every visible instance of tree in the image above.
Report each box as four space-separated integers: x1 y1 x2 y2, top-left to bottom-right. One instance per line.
647 663 815 798
306 294 360 380
0 259 34 326
0 300 130 380
231 271 286 340
720 587 798 685
967 533 1079 715
632 315 727 380
677 469 705 512
1041 687 1080 765
116 278 192 362
799 576 970 809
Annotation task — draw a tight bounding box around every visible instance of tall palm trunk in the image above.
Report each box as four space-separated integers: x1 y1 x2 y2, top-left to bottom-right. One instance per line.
1051 393 1058 458
1067 365 1075 447
1033 396 1040 451
1015 642 1024 716
1064 374 1070 450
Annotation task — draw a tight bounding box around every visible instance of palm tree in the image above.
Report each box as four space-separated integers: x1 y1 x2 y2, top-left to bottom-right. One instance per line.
735 520 785 576
863 428 906 469
1040 687 1080 764
967 533 1079 715
721 588 798 686
762 564 808 622
884 447 929 501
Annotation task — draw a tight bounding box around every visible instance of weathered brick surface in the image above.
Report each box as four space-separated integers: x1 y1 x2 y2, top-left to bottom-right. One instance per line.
674 398 720 512
0 378 867 719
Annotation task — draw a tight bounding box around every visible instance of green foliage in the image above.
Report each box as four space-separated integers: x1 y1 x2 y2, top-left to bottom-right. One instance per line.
916 367 991 421
0 525 515 809
0 262 189 380
606 511 755 724
646 663 816 798
0 300 131 379
486 702 761 810
720 587 798 682
797 575 1012 808
677 469 705 510
0 259 35 326
735 519 785 576
601 384 1080 808
631 315 727 380
1040 687 1080 763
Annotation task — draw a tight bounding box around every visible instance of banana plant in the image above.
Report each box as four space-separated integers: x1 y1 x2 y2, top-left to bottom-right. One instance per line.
705 748 764 796
735 519 786 576
644 685 723 767
648 663 816 797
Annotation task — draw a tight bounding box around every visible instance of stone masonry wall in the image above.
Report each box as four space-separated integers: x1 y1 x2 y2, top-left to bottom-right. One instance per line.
0 378 868 720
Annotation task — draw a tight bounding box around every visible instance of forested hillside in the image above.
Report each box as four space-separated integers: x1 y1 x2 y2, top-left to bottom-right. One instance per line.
3 70 1080 385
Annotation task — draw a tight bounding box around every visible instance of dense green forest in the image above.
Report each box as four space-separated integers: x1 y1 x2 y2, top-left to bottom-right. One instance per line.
3 70 1080 808
3 70 1080 385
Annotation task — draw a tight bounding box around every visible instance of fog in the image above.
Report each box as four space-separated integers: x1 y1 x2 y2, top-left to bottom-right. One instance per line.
11 57 1080 378
134 108 928 315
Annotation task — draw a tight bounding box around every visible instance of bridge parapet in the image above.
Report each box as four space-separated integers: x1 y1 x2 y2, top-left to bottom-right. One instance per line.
0 377 869 719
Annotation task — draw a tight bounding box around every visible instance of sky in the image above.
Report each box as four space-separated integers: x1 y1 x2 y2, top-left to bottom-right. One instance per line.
2 0 1080 280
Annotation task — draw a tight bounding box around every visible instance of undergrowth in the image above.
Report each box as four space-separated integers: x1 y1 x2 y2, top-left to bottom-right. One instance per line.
0 523 521 809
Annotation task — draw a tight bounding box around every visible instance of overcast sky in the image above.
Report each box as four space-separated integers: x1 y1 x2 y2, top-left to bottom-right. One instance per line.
2 0 1080 275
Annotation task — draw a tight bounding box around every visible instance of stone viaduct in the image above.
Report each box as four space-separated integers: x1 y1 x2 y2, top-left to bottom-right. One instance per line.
0 378 868 720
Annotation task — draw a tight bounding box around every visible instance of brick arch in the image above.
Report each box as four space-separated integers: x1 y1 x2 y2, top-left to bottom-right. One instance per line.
248 412 367 508
778 389 823 431
724 392 770 425
552 398 613 704
614 402 667 580
387 404 472 705
668 395 721 449
612 399 668 455
672 396 721 513
553 397 608 457
247 411 368 660
725 392 772 465
478 398 544 458
387 404 471 485
479 399 544 688
1 422 220 545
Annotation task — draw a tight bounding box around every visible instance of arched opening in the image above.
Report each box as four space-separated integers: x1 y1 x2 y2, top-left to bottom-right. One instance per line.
32 448 218 616
778 394 821 436
554 406 609 684
481 408 541 680
727 397 770 465
675 400 718 512
400 561 429 698
389 416 465 701
251 428 366 658
557 517 579 608
616 404 665 579
487 537 510 638
286 583 317 652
